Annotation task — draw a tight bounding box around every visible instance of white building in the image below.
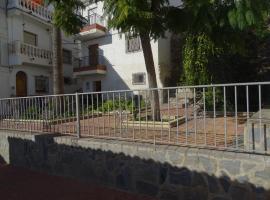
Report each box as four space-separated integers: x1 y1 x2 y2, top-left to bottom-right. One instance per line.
74 0 182 93
0 0 78 98
0 0 182 98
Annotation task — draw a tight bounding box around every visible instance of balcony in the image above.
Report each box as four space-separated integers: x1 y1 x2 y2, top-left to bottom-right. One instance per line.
76 14 106 41
73 56 107 76
9 41 52 67
8 0 53 22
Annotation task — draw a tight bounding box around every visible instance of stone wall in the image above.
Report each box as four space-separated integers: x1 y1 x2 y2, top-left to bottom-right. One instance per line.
0 130 270 200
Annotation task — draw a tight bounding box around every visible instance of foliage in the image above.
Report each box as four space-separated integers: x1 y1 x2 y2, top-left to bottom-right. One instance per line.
181 33 216 85
103 0 169 38
45 0 86 35
84 98 146 114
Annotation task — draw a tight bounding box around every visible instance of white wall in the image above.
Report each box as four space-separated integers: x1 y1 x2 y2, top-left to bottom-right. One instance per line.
0 1 10 98
80 31 163 92
0 67 11 98
7 11 52 51
158 32 173 87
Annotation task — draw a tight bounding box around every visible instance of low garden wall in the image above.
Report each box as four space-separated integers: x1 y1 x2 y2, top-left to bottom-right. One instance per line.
0 130 269 200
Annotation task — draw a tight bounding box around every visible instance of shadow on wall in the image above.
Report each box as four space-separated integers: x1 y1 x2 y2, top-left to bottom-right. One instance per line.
6 135 270 200
0 155 5 165
80 47 132 92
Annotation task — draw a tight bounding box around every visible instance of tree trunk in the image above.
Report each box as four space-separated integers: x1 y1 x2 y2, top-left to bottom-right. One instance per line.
52 26 64 95
139 33 161 121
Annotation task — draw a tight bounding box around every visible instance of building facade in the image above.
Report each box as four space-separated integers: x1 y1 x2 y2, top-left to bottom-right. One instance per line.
0 0 78 98
74 0 181 93
0 0 181 98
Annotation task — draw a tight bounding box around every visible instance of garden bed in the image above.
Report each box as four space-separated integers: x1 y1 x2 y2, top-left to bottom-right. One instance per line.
123 116 186 129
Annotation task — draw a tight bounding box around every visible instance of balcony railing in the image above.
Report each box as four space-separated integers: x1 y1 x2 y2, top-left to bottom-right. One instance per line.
73 55 107 75
8 0 53 21
0 82 270 154
86 13 105 26
73 55 107 68
9 41 52 65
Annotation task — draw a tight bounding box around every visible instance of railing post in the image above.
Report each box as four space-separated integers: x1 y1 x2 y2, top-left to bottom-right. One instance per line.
75 93 81 138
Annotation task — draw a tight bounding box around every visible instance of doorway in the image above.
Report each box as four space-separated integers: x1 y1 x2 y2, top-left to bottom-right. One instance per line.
88 44 99 66
16 71 27 97
93 81 101 92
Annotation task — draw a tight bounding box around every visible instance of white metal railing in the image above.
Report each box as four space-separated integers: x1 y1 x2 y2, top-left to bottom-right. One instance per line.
9 0 53 21
9 41 52 60
87 13 105 26
0 82 270 154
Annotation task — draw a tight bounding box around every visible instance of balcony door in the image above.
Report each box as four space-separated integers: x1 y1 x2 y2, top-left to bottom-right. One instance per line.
16 71 27 97
88 44 99 66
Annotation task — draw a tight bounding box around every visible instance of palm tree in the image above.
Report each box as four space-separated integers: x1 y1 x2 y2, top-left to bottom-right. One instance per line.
46 0 85 95
103 0 170 121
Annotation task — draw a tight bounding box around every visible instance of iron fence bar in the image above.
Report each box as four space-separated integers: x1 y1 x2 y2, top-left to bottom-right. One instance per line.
125 92 128 136
176 89 179 144
132 93 135 140
203 88 206 146
102 93 105 136
213 87 216 147
107 93 111 137
258 84 262 153
91 94 94 135
194 88 197 145
113 93 116 136
97 93 100 136
82 94 85 135
146 90 149 139
234 86 238 149
246 85 250 151
168 89 171 142
119 92 122 137
75 93 81 138
185 88 188 145
138 92 141 136
224 86 227 148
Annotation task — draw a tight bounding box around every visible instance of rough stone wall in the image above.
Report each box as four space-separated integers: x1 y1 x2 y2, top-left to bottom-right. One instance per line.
0 130 270 200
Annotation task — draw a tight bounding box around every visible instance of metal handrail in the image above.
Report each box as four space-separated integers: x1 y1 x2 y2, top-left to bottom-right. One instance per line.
0 82 270 155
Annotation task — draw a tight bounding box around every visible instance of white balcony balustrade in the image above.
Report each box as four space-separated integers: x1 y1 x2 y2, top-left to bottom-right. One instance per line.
8 0 53 22
9 41 52 66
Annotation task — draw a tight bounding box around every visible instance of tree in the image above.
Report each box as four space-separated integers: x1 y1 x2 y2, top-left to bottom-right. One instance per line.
46 0 85 94
103 0 170 121
166 0 270 86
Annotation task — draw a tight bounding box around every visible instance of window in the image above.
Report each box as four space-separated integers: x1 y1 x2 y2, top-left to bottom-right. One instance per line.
132 73 146 85
63 49 72 64
126 34 141 53
23 31 37 46
35 76 49 93
85 81 90 91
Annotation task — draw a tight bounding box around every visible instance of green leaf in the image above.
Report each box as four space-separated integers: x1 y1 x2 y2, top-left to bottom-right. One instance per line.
228 9 237 29
245 10 256 26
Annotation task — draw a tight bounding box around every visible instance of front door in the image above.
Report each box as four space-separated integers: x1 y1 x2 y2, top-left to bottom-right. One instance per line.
88 44 99 66
93 81 101 92
16 71 27 97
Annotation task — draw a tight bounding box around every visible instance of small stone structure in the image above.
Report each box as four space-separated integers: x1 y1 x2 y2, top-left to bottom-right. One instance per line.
244 109 270 153
0 130 270 200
